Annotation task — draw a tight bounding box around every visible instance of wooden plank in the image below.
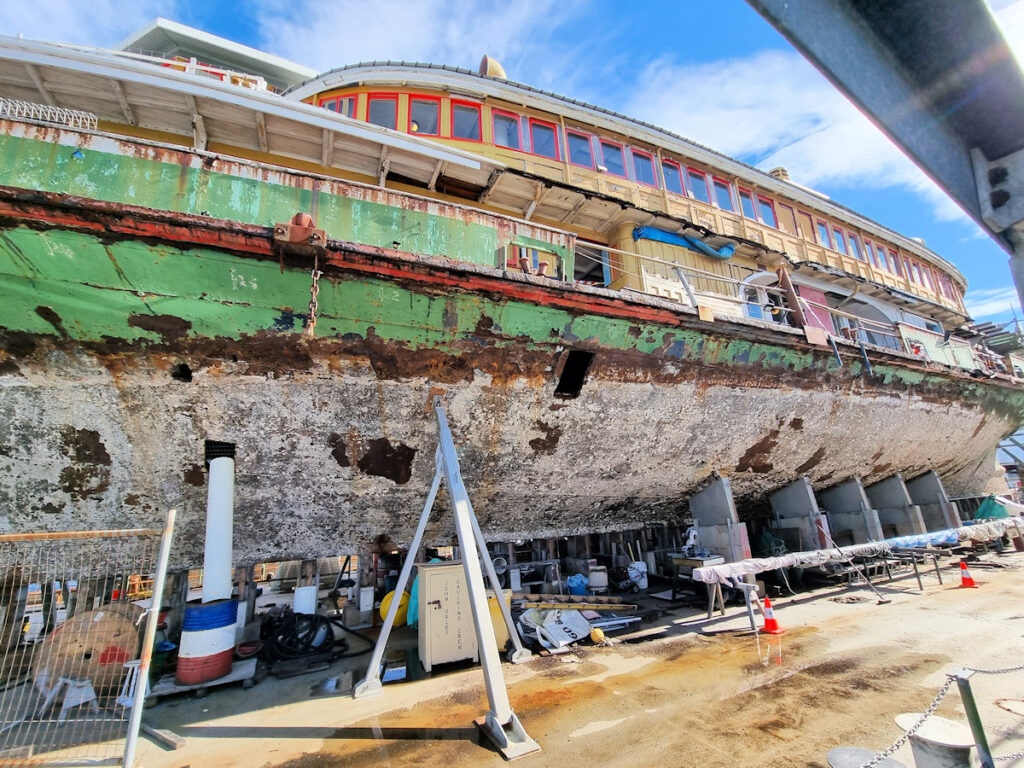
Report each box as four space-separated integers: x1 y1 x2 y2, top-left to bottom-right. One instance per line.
141 722 185 750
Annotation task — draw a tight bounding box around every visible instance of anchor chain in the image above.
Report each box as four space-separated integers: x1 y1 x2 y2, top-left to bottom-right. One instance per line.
304 254 322 339
859 677 957 768
962 663 1024 675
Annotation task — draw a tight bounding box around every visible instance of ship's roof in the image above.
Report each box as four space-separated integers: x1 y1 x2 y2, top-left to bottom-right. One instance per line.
287 61 966 286
0 37 501 192
119 18 317 92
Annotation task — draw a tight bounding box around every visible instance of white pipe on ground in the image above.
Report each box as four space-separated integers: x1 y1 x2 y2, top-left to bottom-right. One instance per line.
203 455 234 603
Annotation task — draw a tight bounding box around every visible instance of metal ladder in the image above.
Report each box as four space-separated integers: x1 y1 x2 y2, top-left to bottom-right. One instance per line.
353 396 539 760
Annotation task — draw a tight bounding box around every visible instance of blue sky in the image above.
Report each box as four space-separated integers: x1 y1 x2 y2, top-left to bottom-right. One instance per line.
3 0 1023 326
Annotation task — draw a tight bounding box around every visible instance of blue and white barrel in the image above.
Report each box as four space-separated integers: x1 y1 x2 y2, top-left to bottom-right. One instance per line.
176 599 237 685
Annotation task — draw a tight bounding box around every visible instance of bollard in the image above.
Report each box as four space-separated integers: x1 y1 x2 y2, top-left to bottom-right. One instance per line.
894 713 975 768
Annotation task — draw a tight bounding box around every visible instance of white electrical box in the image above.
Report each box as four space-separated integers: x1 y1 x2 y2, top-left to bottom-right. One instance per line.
418 561 478 672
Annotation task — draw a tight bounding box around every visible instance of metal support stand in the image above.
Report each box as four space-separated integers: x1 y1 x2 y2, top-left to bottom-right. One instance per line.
951 669 995 768
353 398 538 760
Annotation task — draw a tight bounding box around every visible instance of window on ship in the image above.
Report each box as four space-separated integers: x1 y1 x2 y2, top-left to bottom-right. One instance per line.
368 95 398 129
493 110 521 149
713 178 734 211
687 169 711 203
409 97 440 135
738 188 757 220
452 101 482 141
632 149 657 187
662 160 684 194
567 131 594 168
574 244 610 286
600 140 626 176
530 119 560 159
320 96 354 117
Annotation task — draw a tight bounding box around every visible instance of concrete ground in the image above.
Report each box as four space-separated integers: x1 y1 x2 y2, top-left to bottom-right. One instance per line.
135 553 1024 768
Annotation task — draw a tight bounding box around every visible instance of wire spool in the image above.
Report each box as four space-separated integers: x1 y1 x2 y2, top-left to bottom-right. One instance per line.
176 599 237 686
32 602 142 696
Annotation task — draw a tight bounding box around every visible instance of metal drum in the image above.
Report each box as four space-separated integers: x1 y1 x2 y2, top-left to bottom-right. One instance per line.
176 599 237 686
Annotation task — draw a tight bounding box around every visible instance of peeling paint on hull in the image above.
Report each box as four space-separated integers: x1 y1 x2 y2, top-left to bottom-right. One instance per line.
1 231 1021 567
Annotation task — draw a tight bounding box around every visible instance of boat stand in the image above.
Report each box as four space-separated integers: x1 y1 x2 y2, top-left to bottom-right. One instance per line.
353 396 538 760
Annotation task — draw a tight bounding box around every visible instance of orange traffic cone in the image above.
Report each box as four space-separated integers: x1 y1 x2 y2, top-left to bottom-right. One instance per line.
959 560 979 589
762 596 786 635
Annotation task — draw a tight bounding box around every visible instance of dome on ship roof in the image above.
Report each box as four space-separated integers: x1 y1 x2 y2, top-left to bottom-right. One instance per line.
478 55 507 79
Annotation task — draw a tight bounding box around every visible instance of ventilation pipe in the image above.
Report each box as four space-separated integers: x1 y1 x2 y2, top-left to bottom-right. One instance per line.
203 441 235 604
633 226 736 261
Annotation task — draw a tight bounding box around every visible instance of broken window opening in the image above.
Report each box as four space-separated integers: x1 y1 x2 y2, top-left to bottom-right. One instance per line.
555 350 594 399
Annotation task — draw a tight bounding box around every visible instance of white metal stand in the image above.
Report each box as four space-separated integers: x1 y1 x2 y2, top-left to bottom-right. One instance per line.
353 397 538 759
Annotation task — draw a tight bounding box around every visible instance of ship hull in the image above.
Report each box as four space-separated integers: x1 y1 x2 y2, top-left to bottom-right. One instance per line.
0 122 1021 568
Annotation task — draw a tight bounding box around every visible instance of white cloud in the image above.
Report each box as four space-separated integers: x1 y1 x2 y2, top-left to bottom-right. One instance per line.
251 0 587 91
621 49 968 223
0 0 171 48
989 0 1024 68
964 287 1022 319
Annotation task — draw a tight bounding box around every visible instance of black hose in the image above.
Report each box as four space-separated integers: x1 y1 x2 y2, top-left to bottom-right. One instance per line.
260 610 346 662
325 614 374 658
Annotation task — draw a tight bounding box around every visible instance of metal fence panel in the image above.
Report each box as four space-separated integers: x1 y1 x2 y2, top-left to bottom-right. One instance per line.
0 525 168 766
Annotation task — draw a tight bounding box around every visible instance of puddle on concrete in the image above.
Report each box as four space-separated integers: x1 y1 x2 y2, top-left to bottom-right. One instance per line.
273 628 951 768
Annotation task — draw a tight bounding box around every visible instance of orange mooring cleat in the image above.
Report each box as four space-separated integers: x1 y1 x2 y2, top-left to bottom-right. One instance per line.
959 560 980 588
762 596 786 635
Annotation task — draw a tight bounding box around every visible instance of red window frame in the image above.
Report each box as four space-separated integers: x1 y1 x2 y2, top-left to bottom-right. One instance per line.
757 195 778 228
566 129 594 169
920 264 935 290
888 249 903 277
407 94 441 136
528 118 560 160
832 225 848 255
687 167 711 202
449 99 483 142
490 108 522 150
366 92 399 130
661 159 684 194
738 187 757 220
599 139 627 178
631 148 658 188
815 219 833 248
318 96 355 118
712 177 734 211
847 233 864 260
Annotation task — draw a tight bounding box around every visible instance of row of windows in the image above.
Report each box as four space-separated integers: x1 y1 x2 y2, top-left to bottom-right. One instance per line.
318 91 961 303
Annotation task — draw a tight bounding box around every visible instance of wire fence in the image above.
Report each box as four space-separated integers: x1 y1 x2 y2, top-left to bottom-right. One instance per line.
0 526 168 766
0 98 98 131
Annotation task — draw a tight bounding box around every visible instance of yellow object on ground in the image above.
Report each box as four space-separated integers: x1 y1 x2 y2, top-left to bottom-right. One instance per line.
590 627 605 644
380 590 409 626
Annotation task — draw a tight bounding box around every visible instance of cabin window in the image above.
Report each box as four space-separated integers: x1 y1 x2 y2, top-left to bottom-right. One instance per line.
888 249 903 277
832 226 848 255
319 96 354 118
848 233 864 261
713 178 734 211
738 188 757 220
451 101 482 141
662 161 684 194
920 265 934 290
902 257 913 280
777 203 798 235
875 244 888 271
409 97 440 136
367 95 398 130
492 110 521 149
910 262 921 284
600 140 626 177
632 149 657 187
567 131 594 168
687 169 711 203
816 220 833 248
757 196 778 227
529 119 559 159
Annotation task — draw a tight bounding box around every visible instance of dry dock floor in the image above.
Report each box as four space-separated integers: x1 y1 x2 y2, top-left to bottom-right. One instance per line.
138 556 1024 767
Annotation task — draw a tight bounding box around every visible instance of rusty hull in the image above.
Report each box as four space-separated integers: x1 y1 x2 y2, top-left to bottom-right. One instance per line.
0 193 1021 568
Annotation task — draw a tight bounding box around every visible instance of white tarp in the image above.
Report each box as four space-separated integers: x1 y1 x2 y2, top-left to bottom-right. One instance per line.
691 517 1024 585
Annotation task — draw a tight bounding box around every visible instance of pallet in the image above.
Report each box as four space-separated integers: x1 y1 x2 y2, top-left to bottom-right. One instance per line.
145 657 257 705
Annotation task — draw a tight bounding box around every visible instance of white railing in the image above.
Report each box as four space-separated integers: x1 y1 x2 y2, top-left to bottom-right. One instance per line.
0 97 97 130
